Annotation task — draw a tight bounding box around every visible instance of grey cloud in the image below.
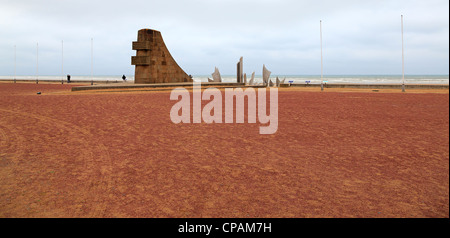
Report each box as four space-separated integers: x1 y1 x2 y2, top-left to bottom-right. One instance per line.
0 0 448 76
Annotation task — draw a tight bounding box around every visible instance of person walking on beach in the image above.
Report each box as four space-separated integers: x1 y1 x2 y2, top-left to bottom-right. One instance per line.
122 75 127 81
67 74 71 83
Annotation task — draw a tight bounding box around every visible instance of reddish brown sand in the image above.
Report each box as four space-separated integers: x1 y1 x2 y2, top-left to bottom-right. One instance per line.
0 82 448 218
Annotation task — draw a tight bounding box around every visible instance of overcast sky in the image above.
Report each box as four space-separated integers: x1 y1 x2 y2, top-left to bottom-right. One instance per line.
0 0 448 76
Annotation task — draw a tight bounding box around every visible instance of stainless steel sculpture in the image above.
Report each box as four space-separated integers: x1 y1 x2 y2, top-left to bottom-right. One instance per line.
263 65 271 86
212 67 222 82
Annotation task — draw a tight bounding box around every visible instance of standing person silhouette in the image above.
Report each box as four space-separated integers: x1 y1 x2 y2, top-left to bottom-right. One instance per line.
67 74 71 83
122 75 127 81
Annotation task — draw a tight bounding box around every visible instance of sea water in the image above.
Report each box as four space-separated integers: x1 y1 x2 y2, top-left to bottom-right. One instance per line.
0 75 448 85
193 75 449 85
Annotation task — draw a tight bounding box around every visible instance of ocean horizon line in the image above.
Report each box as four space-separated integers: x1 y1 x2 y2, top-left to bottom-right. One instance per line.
1 74 448 85
0 74 448 77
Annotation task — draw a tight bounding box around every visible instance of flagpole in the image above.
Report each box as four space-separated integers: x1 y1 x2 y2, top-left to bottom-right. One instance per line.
401 15 405 92
320 20 324 91
14 45 16 82
91 38 93 82
62 40 64 82
36 43 39 82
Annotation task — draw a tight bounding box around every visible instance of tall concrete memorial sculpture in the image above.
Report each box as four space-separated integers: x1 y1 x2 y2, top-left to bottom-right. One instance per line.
131 29 192 84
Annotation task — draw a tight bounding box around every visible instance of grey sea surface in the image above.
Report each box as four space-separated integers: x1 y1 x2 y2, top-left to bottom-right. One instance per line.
0 75 448 85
